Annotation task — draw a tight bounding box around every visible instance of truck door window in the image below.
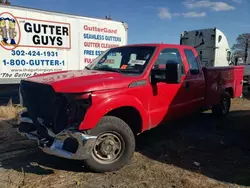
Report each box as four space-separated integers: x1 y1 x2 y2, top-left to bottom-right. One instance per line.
184 49 199 75
218 35 222 43
154 48 184 74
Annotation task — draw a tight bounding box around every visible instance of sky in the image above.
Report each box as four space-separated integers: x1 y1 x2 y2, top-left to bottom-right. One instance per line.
10 0 250 48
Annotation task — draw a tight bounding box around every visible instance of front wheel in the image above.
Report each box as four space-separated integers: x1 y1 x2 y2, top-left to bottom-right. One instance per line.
84 116 135 173
212 91 231 117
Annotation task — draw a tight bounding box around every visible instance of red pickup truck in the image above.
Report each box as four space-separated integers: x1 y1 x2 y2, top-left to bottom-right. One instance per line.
17 43 244 173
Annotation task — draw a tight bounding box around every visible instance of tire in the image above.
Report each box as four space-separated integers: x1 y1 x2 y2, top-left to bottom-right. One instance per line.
212 91 231 117
84 116 135 173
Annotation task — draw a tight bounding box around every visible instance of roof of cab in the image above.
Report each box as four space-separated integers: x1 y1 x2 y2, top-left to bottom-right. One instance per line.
119 43 194 49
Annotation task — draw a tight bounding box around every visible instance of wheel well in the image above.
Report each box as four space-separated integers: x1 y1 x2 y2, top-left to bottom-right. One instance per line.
225 87 233 98
106 106 142 135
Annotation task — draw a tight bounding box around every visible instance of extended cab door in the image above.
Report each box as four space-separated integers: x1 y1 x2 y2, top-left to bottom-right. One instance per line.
182 48 206 112
148 47 190 128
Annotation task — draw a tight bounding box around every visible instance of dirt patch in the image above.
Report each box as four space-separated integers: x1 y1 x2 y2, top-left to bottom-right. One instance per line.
1 97 250 188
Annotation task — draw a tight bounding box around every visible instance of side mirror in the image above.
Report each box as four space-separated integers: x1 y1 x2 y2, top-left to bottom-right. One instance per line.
227 51 231 62
165 62 182 83
151 62 182 84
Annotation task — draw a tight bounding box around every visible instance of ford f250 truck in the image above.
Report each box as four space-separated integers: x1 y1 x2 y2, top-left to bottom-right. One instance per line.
17 43 244 173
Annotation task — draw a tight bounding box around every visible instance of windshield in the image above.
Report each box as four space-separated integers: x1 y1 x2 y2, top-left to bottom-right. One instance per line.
85 46 156 74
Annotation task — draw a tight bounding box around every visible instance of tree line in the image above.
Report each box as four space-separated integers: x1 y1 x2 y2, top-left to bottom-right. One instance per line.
232 34 250 64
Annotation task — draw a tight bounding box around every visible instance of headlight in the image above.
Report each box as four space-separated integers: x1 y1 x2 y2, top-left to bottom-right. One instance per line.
67 98 91 125
60 93 92 127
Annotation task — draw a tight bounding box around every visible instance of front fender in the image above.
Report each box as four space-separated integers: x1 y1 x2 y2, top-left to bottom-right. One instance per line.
78 94 149 132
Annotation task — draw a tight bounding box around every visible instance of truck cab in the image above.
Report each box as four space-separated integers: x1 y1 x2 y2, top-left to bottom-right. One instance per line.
180 28 231 67
17 43 244 173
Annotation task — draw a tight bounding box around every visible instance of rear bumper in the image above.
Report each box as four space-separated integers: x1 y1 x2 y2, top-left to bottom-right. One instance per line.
17 111 97 160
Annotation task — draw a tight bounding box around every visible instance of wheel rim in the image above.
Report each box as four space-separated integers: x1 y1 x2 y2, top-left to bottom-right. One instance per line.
92 132 125 164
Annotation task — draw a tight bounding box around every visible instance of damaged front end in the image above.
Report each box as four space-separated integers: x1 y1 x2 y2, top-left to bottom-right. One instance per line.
17 80 97 160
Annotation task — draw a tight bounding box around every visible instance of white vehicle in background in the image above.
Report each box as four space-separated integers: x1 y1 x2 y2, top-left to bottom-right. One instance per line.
0 4 128 85
231 51 250 87
242 51 250 87
231 56 244 65
180 28 231 67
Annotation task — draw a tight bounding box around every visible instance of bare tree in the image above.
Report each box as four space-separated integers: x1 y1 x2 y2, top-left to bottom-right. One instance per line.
232 33 250 64
5 0 11 5
0 0 11 4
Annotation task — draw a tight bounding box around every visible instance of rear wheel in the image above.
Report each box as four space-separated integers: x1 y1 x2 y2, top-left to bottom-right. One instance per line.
84 116 135 173
212 91 231 117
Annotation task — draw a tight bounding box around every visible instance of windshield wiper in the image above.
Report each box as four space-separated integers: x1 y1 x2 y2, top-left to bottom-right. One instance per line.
85 66 91 70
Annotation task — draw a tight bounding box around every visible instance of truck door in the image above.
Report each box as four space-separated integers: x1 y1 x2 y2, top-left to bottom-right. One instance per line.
148 48 190 128
182 48 206 112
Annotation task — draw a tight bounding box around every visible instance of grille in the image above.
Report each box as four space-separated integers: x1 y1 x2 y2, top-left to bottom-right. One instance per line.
20 80 69 134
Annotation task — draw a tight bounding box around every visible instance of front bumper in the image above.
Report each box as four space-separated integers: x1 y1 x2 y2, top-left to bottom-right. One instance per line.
17 111 97 160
